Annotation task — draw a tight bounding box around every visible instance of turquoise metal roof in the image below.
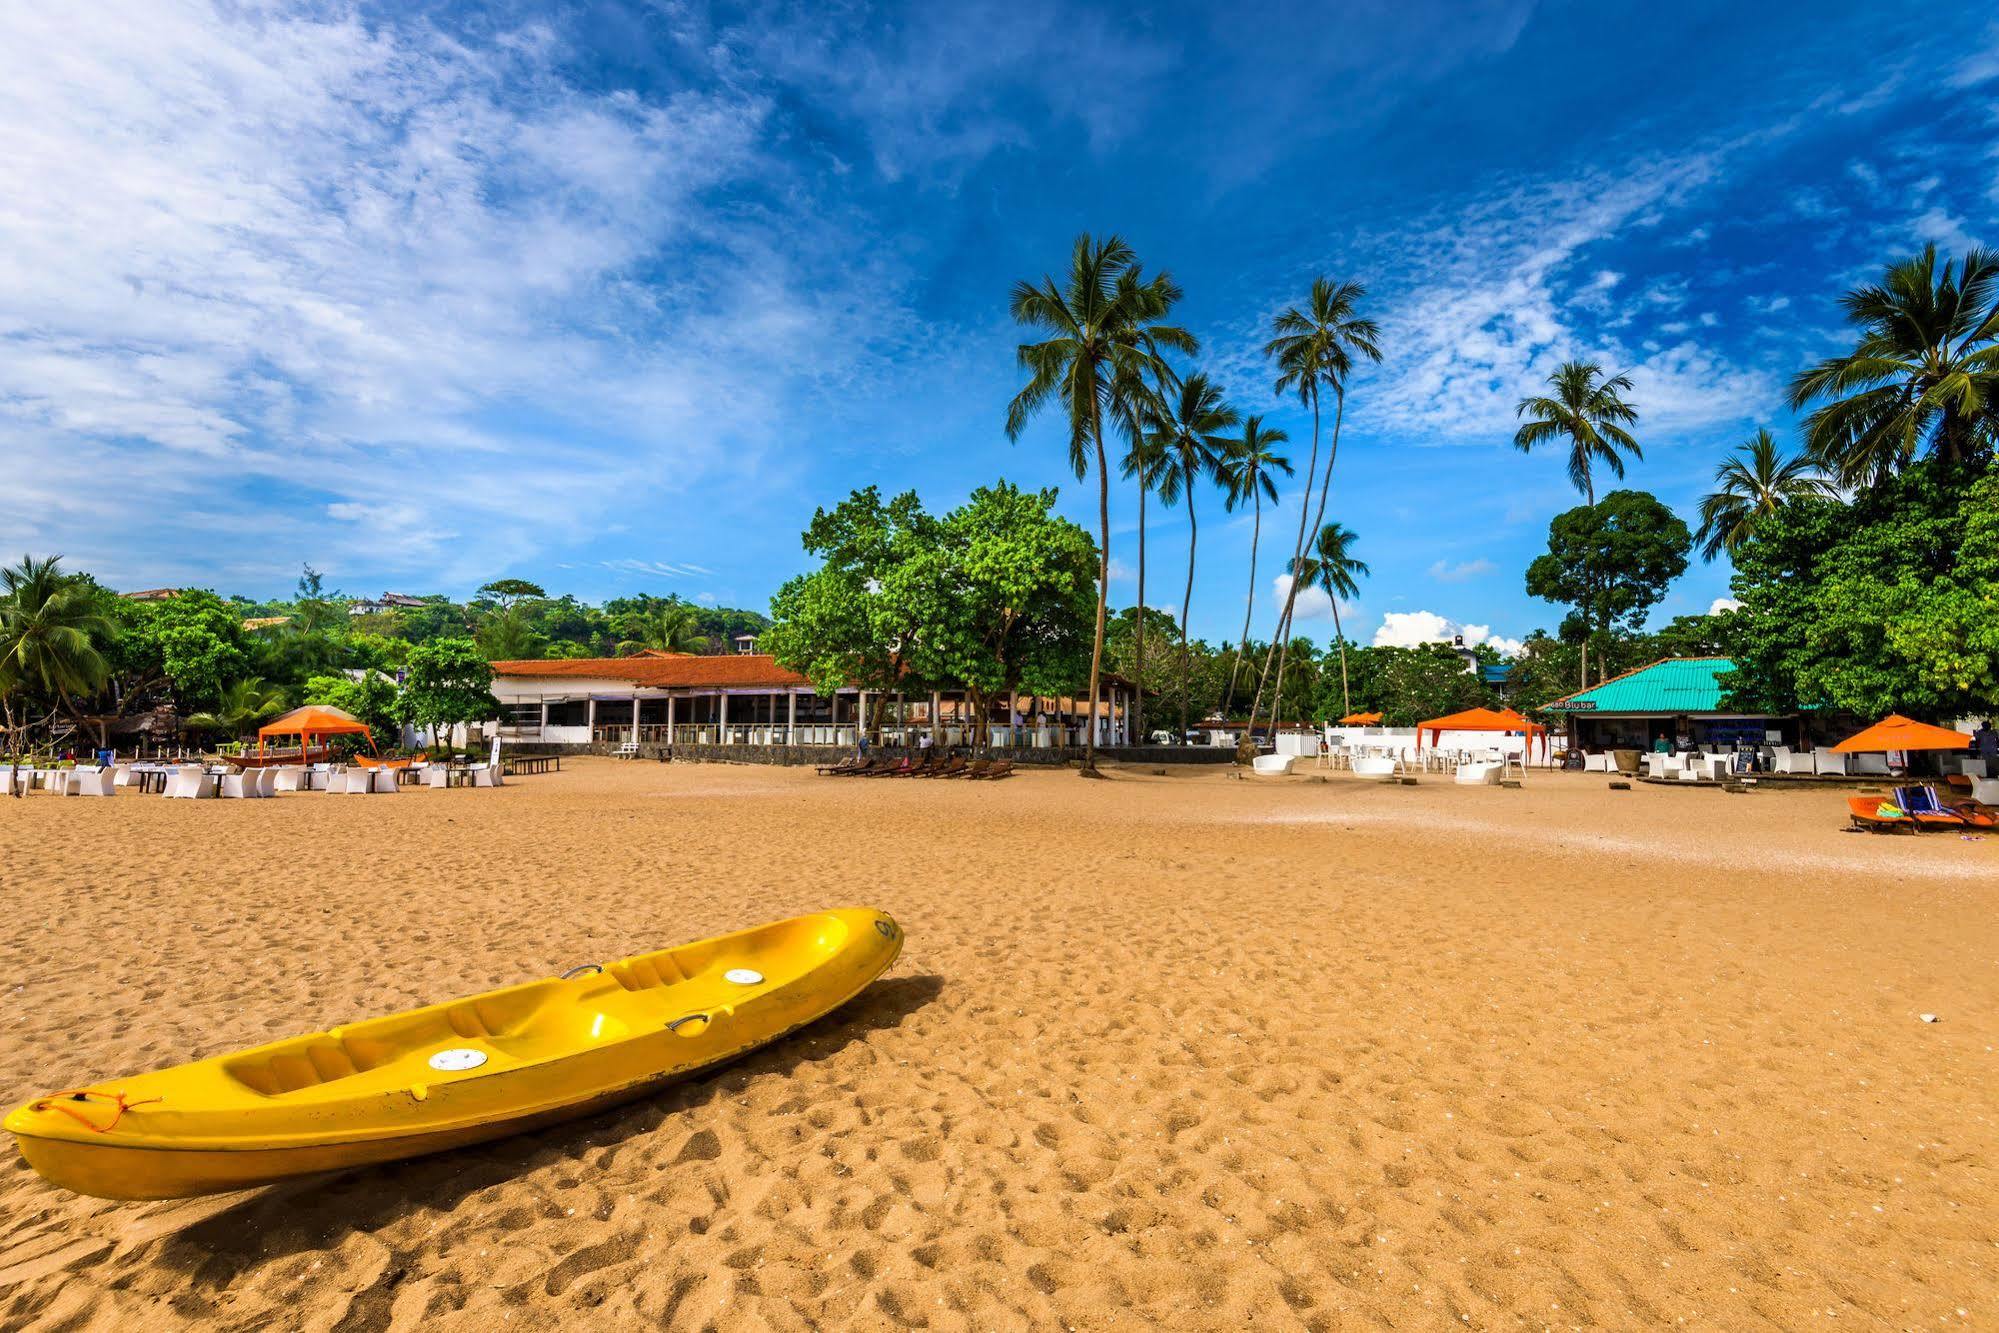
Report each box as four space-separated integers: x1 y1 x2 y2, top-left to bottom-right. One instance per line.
1542 657 1736 714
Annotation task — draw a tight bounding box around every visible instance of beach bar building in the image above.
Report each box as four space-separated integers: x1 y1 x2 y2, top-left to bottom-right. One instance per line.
1539 657 1793 752
488 654 1138 751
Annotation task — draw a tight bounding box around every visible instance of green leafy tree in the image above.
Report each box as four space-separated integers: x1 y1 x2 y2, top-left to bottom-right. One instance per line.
1250 276 1381 736
1790 245 1999 488
1007 234 1193 769
1695 428 1834 561
475 606 546 661
761 488 940 736
393 638 499 748
0 555 112 749
1721 460 1999 718
1215 416 1290 712
616 601 710 655
1525 491 1691 690
1333 643 1497 727
477 578 547 612
302 671 402 748
1104 607 1186 732
140 590 249 712
896 482 1097 748
1150 372 1239 736
186 677 287 739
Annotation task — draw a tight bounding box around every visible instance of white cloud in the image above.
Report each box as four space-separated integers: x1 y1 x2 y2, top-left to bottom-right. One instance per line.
1373 610 1522 657
1272 573 1341 623
1428 558 1495 582
0 1 907 589
1708 596 1743 615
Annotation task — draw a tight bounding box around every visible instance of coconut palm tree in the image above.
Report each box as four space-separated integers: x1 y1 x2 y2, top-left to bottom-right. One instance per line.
1512 360 1641 505
1695 429 1834 561
1302 522 1368 719
1007 234 1194 770
1216 417 1291 713
1150 373 1239 736
1790 244 1999 488
0 555 112 752
186 676 287 740
1119 405 1170 743
616 601 710 656
1248 277 1381 738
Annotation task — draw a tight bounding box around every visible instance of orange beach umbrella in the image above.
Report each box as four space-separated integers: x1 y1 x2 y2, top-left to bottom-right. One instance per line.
1415 705 1543 751
1830 714 1971 753
257 705 377 758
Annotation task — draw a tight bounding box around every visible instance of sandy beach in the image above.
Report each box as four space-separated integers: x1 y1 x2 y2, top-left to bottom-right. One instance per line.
1 758 1994 1330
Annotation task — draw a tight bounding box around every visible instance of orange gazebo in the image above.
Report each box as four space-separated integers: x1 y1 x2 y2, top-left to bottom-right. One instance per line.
257 705 377 762
1415 705 1544 753
1831 714 1971 753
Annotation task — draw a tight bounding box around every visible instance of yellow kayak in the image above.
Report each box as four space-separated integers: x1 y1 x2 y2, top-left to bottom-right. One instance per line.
6 908 902 1200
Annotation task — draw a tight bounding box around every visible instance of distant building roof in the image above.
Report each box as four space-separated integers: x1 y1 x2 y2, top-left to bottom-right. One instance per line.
1541 657 1741 715
491 654 811 690
121 588 182 601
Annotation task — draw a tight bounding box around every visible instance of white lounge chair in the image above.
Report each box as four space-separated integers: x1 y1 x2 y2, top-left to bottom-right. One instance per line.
370 768 399 794
468 763 500 788
271 766 307 792
111 764 134 788
1454 760 1499 785
339 769 375 794
1956 758 1987 778
1813 748 1848 776
1972 777 1999 804
1251 754 1296 776
1769 745 1815 775
219 770 258 798
308 765 334 790
1677 760 1702 782
425 766 450 789
1850 753 1889 776
1351 755 1399 779
163 765 214 799
68 766 118 796
1581 752 1609 772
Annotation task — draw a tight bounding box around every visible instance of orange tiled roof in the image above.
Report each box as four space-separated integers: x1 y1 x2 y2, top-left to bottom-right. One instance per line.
490 654 811 689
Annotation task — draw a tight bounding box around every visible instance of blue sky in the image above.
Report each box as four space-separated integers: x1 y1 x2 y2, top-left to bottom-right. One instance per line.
3 1 1996 653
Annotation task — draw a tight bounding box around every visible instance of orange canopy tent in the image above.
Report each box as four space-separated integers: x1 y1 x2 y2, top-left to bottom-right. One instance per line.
1830 714 1971 753
1415 705 1543 752
257 705 377 759
1338 711 1383 724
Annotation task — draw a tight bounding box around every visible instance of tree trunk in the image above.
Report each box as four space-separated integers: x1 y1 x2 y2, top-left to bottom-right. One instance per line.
1266 388 1347 739
1179 488 1198 739
1225 487 1261 715
1332 597 1351 719
1249 389 1321 733
1084 408 1109 774
1133 479 1147 745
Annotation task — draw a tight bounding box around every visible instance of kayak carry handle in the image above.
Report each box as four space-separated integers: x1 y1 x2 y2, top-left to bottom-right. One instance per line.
560 964 603 980
666 1013 711 1035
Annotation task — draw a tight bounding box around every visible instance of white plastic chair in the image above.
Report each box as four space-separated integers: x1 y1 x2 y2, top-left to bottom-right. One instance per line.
1454 760 1499 785
1581 752 1609 773
1769 745 1815 775
370 768 399 794
1351 755 1399 778
69 767 118 796
219 770 256 798
1851 753 1889 776
468 764 499 788
1677 761 1701 782
163 765 214 799
272 766 307 792
1972 777 1999 804
339 769 375 794
1813 748 1848 776
111 764 134 788
1956 758 1986 778
426 766 450 788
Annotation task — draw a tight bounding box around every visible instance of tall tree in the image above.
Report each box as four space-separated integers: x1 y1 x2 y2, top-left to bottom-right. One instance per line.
1216 416 1290 713
1694 428 1833 561
1790 244 1999 488
186 676 287 739
1525 490 1690 689
1513 360 1642 507
0 555 112 750
1299 522 1369 719
1006 234 1192 769
1150 373 1239 736
393 638 500 749
1248 277 1381 737
1513 359 1641 686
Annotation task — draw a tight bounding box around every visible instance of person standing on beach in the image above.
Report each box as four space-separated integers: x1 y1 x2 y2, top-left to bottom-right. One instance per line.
1974 719 1998 772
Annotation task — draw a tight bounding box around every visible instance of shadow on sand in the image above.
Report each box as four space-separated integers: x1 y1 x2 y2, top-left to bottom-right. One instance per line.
141 972 945 1282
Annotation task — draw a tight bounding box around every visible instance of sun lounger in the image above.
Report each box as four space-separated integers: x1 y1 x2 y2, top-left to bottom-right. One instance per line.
816 756 866 776
1897 785 1994 829
928 756 968 778
1846 795 1914 833
972 759 1014 780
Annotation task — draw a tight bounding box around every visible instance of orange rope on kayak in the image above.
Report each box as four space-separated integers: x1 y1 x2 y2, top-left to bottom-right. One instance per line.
27 1089 162 1133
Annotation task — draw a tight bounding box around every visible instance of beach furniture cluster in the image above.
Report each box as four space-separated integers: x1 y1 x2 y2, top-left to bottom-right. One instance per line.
1847 785 1998 833
4 757 506 799
814 754 1013 780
